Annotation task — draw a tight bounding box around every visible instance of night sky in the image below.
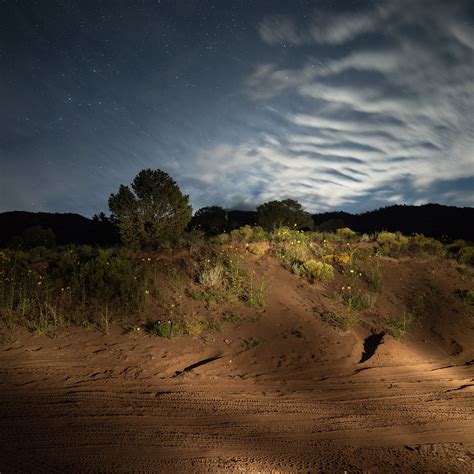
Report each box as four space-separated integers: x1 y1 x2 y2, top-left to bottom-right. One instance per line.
1 0 473 217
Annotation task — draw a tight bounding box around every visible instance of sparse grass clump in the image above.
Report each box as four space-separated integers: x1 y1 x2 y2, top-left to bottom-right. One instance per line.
321 310 359 332
222 312 241 324
192 246 269 309
147 319 186 338
245 289 265 308
146 313 220 338
245 273 267 308
198 264 224 288
387 311 415 341
124 324 142 336
338 286 376 311
243 337 262 350
366 260 384 293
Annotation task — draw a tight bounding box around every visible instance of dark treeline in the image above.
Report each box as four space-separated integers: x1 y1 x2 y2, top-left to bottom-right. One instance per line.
0 203 472 248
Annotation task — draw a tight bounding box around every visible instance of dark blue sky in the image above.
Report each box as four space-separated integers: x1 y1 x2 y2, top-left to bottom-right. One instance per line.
1 0 473 216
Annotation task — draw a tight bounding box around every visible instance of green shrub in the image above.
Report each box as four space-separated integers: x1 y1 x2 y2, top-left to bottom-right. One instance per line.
249 226 269 242
274 239 312 270
336 227 358 241
408 234 444 256
247 243 265 256
178 230 206 251
0 247 147 332
377 231 409 247
183 315 204 336
333 253 352 265
230 225 254 242
455 289 474 306
376 231 410 256
459 246 474 265
80 248 144 310
272 227 310 244
229 225 269 243
215 233 230 244
300 260 334 283
446 239 469 254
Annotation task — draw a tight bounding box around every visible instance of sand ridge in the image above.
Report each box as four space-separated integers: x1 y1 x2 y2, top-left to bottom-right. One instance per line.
1 252 473 472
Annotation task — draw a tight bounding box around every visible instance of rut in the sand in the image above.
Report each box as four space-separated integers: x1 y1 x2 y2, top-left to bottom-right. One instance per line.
173 355 223 377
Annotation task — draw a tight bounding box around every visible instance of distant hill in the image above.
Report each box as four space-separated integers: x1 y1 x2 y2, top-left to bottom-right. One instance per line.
0 211 119 247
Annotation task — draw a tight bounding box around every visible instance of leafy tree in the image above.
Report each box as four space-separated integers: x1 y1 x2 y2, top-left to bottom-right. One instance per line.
92 212 120 245
256 199 313 230
108 169 192 249
189 206 228 235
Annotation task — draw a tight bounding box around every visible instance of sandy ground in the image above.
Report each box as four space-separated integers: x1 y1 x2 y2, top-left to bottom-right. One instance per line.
1 255 473 472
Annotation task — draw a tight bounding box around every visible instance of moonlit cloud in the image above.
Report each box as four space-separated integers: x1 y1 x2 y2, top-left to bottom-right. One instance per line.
189 0 473 212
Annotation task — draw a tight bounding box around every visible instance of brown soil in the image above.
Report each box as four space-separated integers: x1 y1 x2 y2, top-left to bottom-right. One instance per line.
1 253 473 472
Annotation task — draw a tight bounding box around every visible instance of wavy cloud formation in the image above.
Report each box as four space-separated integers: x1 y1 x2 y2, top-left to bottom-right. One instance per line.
189 0 473 212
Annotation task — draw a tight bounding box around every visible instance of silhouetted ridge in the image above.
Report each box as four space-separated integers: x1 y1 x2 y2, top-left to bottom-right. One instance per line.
1 204 472 246
313 204 474 241
0 211 119 246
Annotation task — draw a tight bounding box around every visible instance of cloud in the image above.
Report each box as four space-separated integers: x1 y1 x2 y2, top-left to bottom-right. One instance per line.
218 0 474 211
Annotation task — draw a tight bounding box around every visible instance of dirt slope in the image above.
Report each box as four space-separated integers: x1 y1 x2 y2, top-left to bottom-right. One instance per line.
0 252 473 472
